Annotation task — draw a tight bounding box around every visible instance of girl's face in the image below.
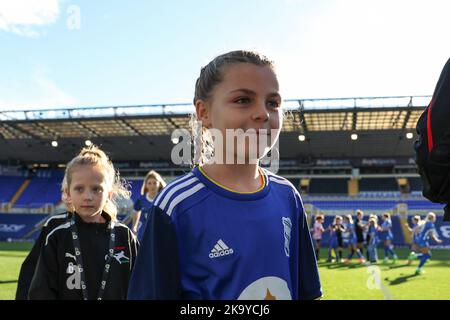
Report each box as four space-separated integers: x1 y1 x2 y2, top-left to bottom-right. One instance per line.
66 165 111 222
146 177 159 195
197 63 282 163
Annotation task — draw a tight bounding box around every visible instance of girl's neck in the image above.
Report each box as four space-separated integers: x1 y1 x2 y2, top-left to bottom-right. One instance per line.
78 212 106 224
201 163 262 193
146 192 157 200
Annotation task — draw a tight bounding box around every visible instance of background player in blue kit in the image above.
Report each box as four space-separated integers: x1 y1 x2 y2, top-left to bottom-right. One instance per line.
354 210 367 262
367 217 379 263
405 215 422 265
343 215 366 264
412 212 443 275
327 216 344 263
379 213 398 264
131 170 166 240
127 50 322 300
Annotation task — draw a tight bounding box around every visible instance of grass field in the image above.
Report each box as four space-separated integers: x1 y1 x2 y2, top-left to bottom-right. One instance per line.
0 242 33 300
0 242 449 300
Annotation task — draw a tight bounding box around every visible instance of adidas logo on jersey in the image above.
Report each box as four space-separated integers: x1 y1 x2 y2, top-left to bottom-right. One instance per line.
209 239 234 258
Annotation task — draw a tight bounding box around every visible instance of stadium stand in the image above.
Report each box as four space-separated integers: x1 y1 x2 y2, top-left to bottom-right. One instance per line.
408 177 423 192
13 177 62 208
359 177 399 192
308 178 348 194
2 95 448 245
0 176 25 203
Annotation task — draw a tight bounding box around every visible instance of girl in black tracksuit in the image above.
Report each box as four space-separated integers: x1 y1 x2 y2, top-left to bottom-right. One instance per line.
27 146 138 300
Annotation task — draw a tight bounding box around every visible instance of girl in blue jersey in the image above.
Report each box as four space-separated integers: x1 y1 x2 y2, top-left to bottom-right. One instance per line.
128 50 322 300
327 216 344 263
379 213 398 264
131 170 166 240
343 215 366 264
367 217 379 263
405 215 421 265
412 212 442 275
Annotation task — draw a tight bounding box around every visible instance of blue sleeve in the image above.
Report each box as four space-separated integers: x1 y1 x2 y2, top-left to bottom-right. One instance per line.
297 201 322 300
133 198 142 211
127 205 182 299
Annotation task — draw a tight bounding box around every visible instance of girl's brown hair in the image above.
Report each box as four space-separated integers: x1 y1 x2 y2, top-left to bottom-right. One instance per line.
61 145 130 221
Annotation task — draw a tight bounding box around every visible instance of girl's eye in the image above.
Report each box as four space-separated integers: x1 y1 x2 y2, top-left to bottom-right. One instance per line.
235 97 251 104
267 100 280 108
75 187 83 192
93 187 103 193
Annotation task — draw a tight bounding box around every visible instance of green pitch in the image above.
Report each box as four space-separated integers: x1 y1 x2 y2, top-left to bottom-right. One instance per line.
0 242 449 300
0 242 33 300
318 247 450 300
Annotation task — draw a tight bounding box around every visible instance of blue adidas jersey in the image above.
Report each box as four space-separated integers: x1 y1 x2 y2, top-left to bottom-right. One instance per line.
329 225 338 242
379 220 393 240
418 221 437 244
412 225 421 244
127 166 322 300
343 223 356 241
368 225 378 245
133 195 155 240
133 195 154 214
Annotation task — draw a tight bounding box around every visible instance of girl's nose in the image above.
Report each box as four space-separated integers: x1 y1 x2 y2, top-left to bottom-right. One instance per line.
252 101 269 122
84 192 93 200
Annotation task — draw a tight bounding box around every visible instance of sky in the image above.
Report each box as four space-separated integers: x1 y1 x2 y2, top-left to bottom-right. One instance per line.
1 0 450 111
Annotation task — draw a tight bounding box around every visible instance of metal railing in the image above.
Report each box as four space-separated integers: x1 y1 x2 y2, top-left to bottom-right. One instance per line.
0 95 431 122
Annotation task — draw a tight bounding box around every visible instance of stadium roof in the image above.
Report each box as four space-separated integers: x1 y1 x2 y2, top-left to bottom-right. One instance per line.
0 96 430 164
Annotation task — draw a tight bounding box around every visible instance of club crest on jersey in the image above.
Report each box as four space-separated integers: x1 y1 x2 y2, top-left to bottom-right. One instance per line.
282 217 292 257
238 276 292 300
209 239 234 258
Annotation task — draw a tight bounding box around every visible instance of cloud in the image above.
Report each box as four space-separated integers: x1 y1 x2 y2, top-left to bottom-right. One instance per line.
0 0 60 37
0 68 77 110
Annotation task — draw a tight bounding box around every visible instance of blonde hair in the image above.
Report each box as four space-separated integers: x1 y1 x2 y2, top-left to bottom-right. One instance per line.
191 50 277 166
426 212 436 222
344 214 353 224
141 170 166 196
61 145 130 221
413 215 421 222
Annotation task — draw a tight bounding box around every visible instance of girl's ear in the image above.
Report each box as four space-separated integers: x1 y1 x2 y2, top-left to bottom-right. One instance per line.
62 191 74 212
195 99 211 128
63 189 71 202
